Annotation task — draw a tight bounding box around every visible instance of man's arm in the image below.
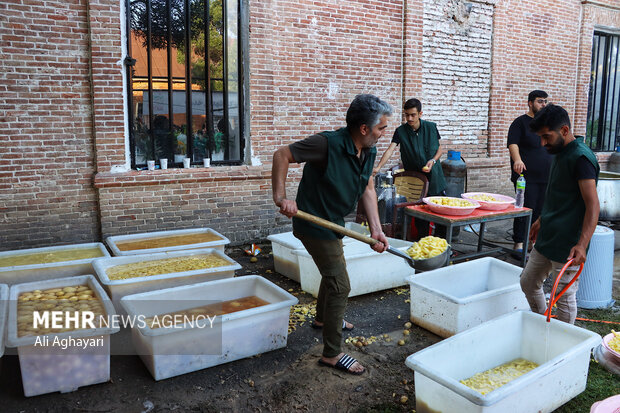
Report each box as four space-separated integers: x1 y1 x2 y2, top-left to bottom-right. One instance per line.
566 179 599 265
373 142 398 175
424 142 444 171
272 146 298 218
508 144 526 174
359 176 389 252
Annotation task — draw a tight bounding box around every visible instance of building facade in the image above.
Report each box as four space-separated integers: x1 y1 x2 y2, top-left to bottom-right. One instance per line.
1 0 619 250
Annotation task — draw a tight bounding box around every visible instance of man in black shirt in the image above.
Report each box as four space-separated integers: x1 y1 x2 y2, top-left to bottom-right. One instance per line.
507 90 553 254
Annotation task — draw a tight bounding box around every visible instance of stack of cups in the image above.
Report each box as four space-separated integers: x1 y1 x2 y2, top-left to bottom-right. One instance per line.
203 158 211 168
160 158 168 170
183 158 191 169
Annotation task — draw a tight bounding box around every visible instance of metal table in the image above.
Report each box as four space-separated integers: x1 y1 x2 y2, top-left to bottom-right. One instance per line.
403 205 533 267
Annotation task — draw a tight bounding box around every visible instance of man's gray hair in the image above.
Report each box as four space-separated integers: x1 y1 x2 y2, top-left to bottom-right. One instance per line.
346 94 393 131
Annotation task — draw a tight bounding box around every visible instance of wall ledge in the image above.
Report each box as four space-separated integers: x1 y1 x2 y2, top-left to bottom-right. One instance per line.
94 165 272 188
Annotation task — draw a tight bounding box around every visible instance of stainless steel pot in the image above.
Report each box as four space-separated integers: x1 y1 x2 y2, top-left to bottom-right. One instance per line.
598 171 620 221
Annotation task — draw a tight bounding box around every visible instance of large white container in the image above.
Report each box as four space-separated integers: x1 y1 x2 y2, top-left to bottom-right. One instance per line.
0 243 110 285
407 257 529 337
293 237 414 297
6 275 119 397
92 248 241 304
105 228 230 256
405 311 601 413
267 222 363 282
0 284 8 371
120 275 298 380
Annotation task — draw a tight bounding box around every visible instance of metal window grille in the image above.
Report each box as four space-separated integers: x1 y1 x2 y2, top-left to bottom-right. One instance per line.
125 0 244 169
586 31 620 152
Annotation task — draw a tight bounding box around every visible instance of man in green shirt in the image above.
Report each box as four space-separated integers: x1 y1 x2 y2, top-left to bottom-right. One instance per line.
373 98 447 195
520 104 600 324
272 94 391 375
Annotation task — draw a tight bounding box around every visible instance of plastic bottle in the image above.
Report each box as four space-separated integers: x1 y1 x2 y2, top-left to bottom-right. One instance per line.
377 171 394 224
515 174 526 208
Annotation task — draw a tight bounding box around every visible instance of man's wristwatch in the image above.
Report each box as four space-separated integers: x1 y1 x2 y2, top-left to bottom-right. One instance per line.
429 159 436 165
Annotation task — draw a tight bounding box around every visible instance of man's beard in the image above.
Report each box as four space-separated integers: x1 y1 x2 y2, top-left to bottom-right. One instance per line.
545 136 564 154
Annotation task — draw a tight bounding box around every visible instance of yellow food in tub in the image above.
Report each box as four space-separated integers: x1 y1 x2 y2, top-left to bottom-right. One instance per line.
429 197 475 207
460 358 538 395
106 254 230 280
0 247 104 267
469 194 499 202
16 285 107 337
609 330 620 353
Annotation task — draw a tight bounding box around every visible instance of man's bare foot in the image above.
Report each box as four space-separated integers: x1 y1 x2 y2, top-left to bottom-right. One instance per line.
311 320 354 330
318 353 365 375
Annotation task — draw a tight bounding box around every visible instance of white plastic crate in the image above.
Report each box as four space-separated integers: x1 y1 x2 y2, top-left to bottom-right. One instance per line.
120 275 298 380
92 248 241 304
269 224 414 298
6 275 119 397
407 257 529 337
405 311 601 413
267 222 363 282
292 237 414 297
0 243 110 285
105 227 230 256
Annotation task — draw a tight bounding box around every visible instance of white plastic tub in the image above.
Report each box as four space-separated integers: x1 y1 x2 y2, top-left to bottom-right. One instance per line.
293 237 414 297
92 248 241 303
6 275 119 397
0 243 110 285
407 257 529 337
405 311 601 413
105 228 230 256
267 222 363 282
120 275 298 380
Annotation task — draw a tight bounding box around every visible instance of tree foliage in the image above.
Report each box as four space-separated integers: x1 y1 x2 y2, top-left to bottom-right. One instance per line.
130 0 225 89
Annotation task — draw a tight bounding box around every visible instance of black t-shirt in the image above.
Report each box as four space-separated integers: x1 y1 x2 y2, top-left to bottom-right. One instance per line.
575 155 597 180
288 133 368 172
507 114 553 183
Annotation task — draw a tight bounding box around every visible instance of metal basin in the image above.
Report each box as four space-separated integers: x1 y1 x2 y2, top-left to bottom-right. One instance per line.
412 246 451 272
597 171 620 221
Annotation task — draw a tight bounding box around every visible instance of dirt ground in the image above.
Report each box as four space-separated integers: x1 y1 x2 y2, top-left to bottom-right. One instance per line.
1 221 619 413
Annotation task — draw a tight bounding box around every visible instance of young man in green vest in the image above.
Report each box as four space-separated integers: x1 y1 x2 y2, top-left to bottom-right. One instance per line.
272 94 391 375
372 98 447 195
373 98 447 238
520 104 600 324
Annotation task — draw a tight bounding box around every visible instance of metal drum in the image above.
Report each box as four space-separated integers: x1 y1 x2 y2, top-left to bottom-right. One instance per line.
598 171 620 221
576 225 615 309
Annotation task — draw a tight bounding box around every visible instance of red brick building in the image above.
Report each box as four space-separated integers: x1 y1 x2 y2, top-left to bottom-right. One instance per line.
1 0 619 250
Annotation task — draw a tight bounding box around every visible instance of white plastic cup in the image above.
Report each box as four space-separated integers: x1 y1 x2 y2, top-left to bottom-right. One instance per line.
160 158 168 169
203 158 211 168
183 157 191 168
147 160 155 171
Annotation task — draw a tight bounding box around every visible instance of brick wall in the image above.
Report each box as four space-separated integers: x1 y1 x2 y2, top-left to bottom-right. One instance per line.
422 0 495 157
0 0 99 250
1 0 618 251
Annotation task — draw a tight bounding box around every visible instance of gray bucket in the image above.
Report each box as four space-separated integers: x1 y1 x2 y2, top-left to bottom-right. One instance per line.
576 225 615 309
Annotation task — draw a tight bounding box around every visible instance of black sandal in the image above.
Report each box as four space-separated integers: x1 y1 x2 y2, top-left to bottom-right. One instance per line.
318 354 365 375
310 320 354 331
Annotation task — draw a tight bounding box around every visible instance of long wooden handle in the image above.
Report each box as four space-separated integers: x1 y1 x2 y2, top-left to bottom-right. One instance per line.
294 210 378 246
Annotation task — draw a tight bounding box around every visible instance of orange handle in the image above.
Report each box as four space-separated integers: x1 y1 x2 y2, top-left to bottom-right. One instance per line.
544 259 584 322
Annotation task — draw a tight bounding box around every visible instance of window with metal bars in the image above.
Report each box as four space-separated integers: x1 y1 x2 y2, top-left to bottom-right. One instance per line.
586 31 620 152
125 0 244 169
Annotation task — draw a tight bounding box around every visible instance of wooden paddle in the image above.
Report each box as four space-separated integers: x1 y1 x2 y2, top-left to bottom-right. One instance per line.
294 210 416 268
